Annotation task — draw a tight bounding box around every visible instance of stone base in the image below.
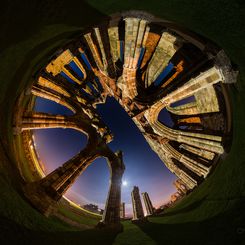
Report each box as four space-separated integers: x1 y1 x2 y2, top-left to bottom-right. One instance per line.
23 182 58 217
131 217 148 224
96 221 123 232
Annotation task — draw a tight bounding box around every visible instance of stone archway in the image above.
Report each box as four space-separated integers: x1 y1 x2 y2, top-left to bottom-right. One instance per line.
13 10 236 227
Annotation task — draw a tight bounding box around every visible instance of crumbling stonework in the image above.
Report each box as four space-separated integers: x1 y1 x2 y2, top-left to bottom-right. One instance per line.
14 13 235 226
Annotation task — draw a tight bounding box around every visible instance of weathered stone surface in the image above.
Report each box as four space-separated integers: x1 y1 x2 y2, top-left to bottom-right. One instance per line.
46 49 86 84
108 27 120 63
142 192 154 216
167 85 219 115
131 186 145 220
145 32 182 87
16 15 235 222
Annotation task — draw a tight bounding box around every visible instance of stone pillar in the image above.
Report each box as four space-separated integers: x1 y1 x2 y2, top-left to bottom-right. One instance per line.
23 143 99 216
132 19 148 69
120 17 148 99
108 27 120 64
100 151 125 226
84 33 104 72
163 143 210 178
179 144 215 160
123 18 140 68
142 192 154 216
94 27 108 73
131 186 144 221
144 134 197 190
120 202 125 219
172 162 198 190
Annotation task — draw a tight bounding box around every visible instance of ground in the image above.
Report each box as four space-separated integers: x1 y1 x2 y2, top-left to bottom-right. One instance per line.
0 0 245 244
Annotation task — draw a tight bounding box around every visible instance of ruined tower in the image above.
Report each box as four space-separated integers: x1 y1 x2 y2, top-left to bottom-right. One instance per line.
142 192 154 215
131 186 144 220
120 202 125 219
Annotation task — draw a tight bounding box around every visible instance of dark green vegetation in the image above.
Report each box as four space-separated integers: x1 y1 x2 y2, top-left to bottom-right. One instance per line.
0 0 244 244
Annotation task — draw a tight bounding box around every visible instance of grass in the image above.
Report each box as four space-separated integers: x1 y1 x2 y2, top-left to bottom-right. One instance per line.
0 0 244 244
56 204 101 227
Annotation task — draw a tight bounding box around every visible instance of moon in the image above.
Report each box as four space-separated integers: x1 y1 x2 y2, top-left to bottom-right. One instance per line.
122 180 128 186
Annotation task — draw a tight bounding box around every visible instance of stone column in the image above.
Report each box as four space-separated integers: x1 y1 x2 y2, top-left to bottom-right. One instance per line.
100 151 125 227
163 143 210 178
132 19 148 69
120 202 125 219
123 18 140 68
84 33 104 72
108 26 120 64
179 144 215 160
144 134 198 189
121 18 148 99
131 186 145 221
23 142 100 216
142 192 154 216
171 162 198 190
94 27 108 73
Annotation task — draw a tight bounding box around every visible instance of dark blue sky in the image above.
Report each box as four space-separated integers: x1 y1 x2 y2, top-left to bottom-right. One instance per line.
34 97 177 215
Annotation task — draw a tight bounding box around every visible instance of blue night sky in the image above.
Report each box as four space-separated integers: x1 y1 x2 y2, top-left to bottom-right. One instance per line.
33 96 177 216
